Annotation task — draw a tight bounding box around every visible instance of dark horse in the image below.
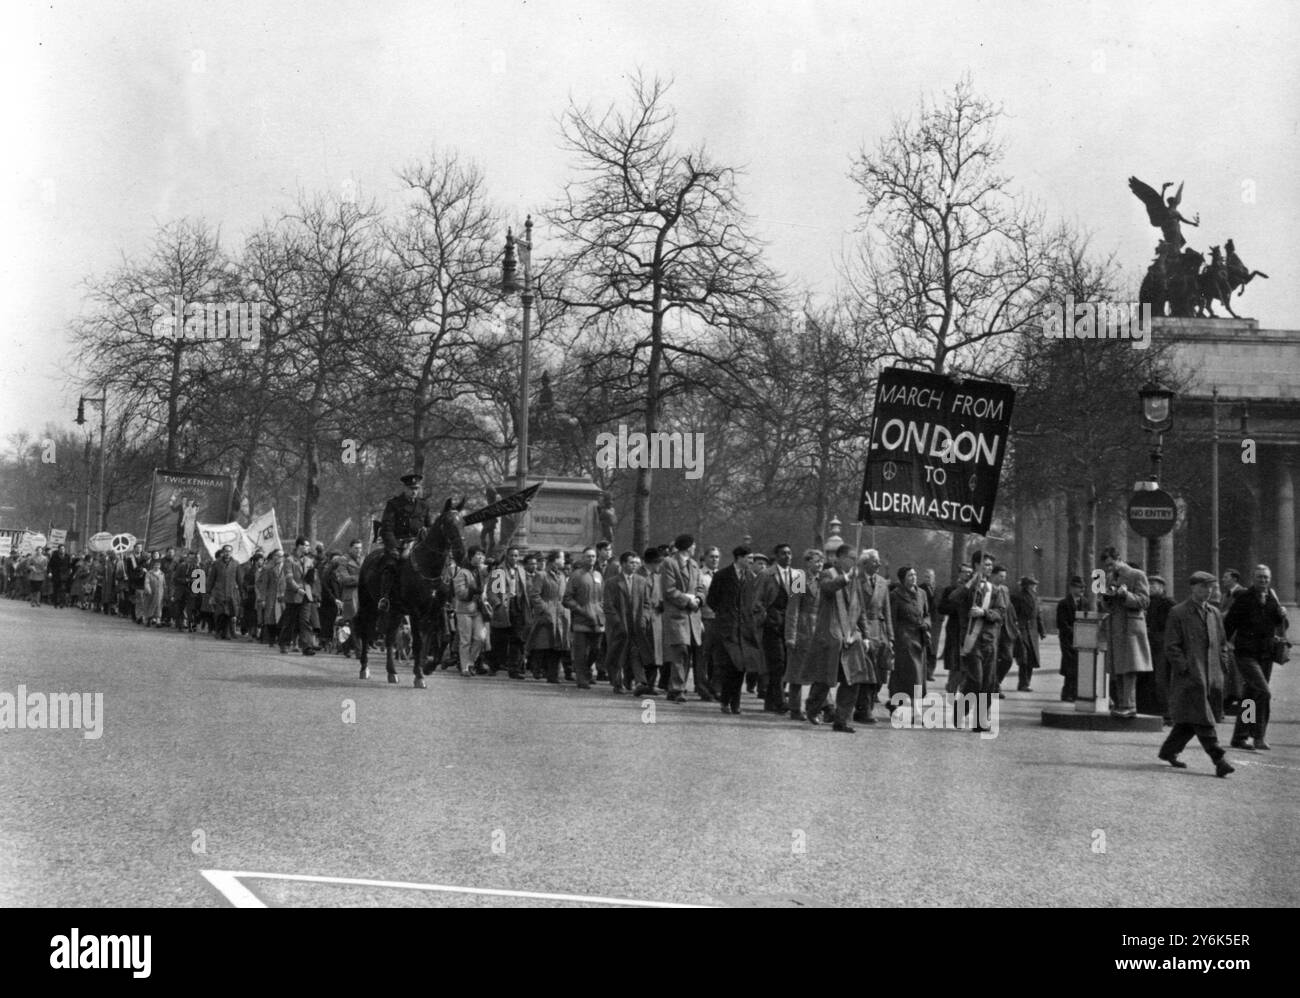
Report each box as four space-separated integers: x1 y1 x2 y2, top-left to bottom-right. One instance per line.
355 499 465 687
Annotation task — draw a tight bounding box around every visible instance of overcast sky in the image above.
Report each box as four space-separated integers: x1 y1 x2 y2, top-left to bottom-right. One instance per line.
2 0 1296 442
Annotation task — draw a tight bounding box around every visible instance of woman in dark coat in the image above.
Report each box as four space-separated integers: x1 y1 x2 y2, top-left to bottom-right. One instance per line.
888 566 930 705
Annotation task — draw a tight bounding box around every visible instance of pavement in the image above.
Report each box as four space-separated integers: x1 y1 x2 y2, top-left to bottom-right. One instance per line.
1 597 1297 907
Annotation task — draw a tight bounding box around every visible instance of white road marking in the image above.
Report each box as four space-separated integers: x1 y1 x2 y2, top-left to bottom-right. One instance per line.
200 869 715 908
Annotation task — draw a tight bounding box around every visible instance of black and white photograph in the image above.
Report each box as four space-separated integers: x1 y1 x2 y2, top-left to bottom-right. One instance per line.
0 0 1295 956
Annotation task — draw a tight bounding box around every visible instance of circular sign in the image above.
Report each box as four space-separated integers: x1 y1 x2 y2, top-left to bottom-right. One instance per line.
110 532 137 554
89 531 115 553
1127 488 1177 539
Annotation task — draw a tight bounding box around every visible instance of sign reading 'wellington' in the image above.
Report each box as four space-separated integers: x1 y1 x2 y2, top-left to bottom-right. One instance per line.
858 367 1016 535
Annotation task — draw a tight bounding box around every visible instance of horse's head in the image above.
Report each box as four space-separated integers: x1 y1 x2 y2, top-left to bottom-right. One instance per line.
1209 245 1223 265
428 496 467 565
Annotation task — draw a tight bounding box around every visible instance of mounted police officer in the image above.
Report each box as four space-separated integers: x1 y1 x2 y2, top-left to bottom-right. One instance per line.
378 472 433 610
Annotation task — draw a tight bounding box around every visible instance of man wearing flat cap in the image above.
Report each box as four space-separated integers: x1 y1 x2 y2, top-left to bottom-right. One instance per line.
1055 575 1086 701
1011 576 1044 692
378 472 434 608
1158 571 1234 777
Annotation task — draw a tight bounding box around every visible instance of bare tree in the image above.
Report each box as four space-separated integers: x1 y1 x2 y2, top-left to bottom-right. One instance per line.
548 73 783 551
72 219 239 470
373 150 504 479
274 193 385 540
739 304 880 547
847 76 1052 576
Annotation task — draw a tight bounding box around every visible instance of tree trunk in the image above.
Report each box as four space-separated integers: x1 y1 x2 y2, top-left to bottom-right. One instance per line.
166 340 182 468
1084 483 1099 611
304 435 321 543
634 305 665 554
1013 489 1026 580
1066 490 1082 596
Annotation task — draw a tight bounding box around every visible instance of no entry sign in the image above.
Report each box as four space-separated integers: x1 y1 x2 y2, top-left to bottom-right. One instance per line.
1127 487 1177 539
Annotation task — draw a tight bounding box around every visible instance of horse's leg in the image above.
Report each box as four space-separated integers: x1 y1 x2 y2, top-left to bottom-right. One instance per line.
356 608 371 679
412 620 426 684
385 613 400 684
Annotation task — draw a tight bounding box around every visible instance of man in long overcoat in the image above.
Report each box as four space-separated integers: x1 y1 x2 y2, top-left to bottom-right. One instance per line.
756 544 796 712
1099 546 1153 718
562 547 604 688
1157 571 1235 777
1055 576 1085 701
210 544 241 639
940 565 973 693
783 549 820 720
603 551 656 695
661 534 705 703
954 550 1005 732
1011 576 1045 692
854 549 893 724
706 546 765 714
804 545 872 733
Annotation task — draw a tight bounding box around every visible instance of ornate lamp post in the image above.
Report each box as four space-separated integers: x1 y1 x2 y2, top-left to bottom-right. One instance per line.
823 516 844 559
1138 381 1175 574
502 216 535 549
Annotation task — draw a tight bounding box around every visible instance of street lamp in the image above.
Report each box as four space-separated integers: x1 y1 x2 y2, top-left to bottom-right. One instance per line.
1138 381 1175 575
75 389 108 533
502 215 535 549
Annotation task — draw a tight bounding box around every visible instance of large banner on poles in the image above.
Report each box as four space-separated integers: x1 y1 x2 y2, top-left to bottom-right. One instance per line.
858 367 1016 536
196 510 281 564
145 470 234 554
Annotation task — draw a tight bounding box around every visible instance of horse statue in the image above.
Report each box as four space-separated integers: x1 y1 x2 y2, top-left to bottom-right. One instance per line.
1224 239 1269 298
354 498 465 687
1196 246 1236 319
1140 245 1204 318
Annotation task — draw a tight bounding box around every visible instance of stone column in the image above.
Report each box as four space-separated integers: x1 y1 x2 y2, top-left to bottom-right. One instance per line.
1277 459 1296 604
1242 459 1260 573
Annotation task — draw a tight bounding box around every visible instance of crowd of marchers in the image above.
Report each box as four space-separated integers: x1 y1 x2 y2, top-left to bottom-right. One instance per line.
4 536 1286 765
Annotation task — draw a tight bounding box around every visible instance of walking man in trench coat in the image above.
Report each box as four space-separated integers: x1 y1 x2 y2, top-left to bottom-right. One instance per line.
1157 571 1235 777
706 546 765 715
